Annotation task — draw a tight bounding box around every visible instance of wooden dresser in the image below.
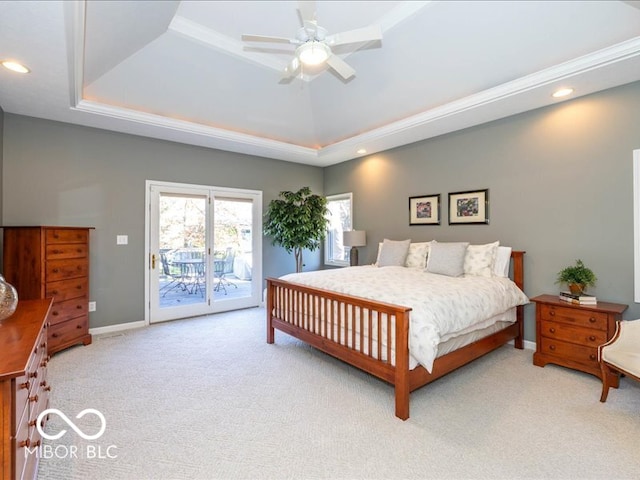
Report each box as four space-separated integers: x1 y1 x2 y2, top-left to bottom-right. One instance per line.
0 299 52 480
2 226 93 355
531 294 627 382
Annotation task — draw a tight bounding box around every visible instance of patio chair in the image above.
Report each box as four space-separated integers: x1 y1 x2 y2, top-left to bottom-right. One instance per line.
213 248 238 294
159 253 184 297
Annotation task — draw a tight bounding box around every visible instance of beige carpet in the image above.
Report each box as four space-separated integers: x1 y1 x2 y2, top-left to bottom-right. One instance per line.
38 307 640 480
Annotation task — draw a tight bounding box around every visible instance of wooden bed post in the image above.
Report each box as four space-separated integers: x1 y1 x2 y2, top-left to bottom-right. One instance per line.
266 279 275 344
512 251 525 350
394 310 411 421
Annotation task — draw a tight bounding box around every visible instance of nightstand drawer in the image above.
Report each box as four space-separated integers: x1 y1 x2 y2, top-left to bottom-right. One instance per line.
539 304 608 331
540 320 607 346
539 337 598 366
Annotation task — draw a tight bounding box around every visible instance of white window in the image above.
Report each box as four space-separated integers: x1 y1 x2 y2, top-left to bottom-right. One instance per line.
325 193 353 267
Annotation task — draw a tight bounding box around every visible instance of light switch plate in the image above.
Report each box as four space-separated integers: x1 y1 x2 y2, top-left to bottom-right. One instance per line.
116 235 128 245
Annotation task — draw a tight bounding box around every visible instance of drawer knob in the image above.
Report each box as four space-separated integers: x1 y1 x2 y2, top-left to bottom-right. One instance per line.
589 354 596 361
52 333 59 338
29 419 37 427
53 249 60 254
20 381 30 390
77 324 83 329
76 285 82 290
549 328 556 334
29 371 38 379
549 310 555 317
29 394 39 403
19 438 30 449
589 317 597 323
52 268 59 273
51 290 58 295
549 345 556 351
52 311 59 316
589 335 596 342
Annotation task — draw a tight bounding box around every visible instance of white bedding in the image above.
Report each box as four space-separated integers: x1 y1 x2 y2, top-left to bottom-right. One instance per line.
280 265 529 372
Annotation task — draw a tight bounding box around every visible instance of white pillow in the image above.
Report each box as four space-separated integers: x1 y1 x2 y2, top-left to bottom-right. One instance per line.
492 246 512 277
426 241 469 277
464 241 499 277
377 239 411 267
405 241 431 269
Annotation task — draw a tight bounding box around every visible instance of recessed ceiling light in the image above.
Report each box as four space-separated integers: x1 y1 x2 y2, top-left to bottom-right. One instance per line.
357 148 367 155
552 88 574 98
1 60 30 74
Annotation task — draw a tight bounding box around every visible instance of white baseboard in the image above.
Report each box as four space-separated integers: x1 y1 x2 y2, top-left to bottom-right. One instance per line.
89 320 146 336
509 338 536 350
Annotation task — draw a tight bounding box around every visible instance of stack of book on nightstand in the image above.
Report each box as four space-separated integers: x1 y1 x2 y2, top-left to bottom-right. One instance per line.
559 291 597 305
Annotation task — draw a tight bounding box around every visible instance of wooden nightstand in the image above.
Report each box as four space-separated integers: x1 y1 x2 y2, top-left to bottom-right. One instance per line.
531 294 627 383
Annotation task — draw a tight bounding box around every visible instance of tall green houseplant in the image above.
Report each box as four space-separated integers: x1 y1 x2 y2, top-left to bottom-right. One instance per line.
264 187 329 273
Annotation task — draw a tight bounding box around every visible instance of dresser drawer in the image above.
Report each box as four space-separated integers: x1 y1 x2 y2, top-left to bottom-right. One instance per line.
540 320 607 347
14 405 30 480
46 243 88 260
46 258 88 282
46 278 88 302
49 297 87 325
539 337 599 366
539 304 608 331
49 316 89 350
46 228 88 244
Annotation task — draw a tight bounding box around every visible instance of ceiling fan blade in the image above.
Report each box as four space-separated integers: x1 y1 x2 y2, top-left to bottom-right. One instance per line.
282 56 301 80
325 54 355 80
241 34 298 44
297 0 316 25
325 24 382 47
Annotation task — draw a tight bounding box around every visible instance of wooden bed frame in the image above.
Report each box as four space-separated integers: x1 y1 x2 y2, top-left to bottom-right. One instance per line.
266 251 525 420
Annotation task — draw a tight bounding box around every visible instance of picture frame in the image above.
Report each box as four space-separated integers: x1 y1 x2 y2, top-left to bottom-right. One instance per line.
448 189 489 225
409 194 440 225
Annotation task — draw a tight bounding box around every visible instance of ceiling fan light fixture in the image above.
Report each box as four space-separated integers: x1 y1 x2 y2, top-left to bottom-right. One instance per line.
297 42 330 66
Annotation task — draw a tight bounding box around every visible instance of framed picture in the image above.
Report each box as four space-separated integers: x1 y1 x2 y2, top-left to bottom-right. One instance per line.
409 194 440 225
448 189 489 225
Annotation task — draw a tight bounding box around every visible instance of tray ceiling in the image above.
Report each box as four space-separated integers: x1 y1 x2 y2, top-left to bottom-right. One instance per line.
1 1 640 166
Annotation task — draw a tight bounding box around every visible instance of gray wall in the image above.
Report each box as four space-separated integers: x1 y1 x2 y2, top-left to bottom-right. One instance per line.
2 114 323 328
324 80 640 342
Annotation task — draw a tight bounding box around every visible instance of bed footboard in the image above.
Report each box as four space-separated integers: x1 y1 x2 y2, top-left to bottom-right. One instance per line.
266 250 525 420
266 278 413 418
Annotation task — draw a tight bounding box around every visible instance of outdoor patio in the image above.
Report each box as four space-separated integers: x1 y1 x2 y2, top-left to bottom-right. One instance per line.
159 275 251 308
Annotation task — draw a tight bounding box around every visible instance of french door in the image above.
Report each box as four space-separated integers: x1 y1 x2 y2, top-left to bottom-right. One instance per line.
146 181 262 324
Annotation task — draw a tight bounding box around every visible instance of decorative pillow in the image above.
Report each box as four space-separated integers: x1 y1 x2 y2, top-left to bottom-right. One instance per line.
493 246 512 277
377 239 411 267
405 241 431 269
464 241 500 277
425 241 469 277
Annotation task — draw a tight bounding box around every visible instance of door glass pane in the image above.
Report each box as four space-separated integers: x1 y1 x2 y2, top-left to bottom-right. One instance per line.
158 193 207 308
213 198 252 301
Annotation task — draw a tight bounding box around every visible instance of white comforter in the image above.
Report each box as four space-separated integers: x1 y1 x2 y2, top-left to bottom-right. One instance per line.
280 266 529 372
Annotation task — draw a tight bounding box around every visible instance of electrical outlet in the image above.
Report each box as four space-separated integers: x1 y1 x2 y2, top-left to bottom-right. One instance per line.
88 301 96 312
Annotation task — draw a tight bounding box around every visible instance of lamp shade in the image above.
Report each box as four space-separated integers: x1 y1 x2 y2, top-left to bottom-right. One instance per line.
342 230 366 247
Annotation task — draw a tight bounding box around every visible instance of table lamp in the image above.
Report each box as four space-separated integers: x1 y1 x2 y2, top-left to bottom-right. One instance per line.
342 230 366 266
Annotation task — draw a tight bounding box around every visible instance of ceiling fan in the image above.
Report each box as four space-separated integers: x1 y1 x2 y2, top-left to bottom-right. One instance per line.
241 0 382 81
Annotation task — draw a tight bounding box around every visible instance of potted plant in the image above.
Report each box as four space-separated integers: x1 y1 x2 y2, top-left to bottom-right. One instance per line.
264 187 329 273
555 259 597 295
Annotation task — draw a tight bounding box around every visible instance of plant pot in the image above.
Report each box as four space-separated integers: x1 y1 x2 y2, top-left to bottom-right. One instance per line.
569 283 585 295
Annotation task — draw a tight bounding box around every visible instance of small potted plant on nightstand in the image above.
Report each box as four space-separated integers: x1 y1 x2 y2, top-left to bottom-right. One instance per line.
556 259 597 295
